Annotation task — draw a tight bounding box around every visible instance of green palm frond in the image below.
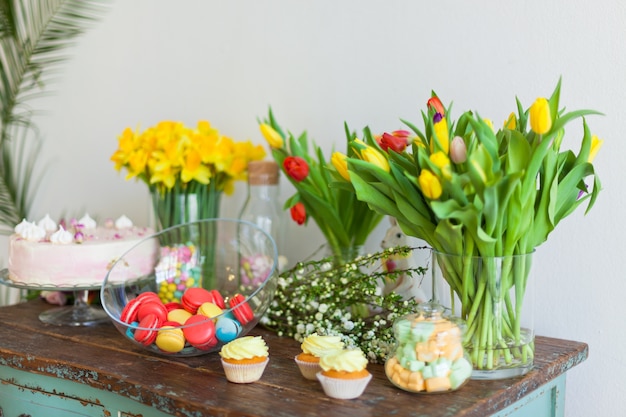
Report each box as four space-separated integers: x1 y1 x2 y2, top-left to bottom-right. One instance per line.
0 0 109 233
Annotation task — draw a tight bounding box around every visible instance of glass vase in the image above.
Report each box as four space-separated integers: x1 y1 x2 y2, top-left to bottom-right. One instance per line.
431 250 535 380
150 184 222 292
150 184 221 231
385 302 472 393
327 244 364 266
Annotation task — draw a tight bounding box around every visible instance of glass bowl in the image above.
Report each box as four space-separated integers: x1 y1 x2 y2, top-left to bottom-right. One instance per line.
101 218 278 357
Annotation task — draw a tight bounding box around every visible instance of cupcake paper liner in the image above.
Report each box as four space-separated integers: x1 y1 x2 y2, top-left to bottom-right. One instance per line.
221 357 269 383
294 356 322 380
316 372 372 399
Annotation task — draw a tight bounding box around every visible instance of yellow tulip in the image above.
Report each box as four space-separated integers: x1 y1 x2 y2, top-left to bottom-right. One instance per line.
430 117 449 154
260 123 284 149
504 112 517 130
483 118 494 132
588 135 604 163
529 97 552 134
331 151 351 181
361 145 390 172
418 169 442 200
430 151 452 179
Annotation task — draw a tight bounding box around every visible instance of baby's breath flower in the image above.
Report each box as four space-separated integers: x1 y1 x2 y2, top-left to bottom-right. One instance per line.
263 248 427 363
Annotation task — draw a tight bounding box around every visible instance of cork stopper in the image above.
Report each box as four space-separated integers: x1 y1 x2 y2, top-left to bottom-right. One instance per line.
248 160 279 185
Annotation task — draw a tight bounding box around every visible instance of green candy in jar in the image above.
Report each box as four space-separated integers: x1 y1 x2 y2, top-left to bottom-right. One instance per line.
385 302 472 393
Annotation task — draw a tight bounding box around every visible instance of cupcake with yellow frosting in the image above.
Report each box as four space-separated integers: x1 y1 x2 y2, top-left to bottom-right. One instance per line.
294 333 345 380
316 348 372 399
219 336 269 383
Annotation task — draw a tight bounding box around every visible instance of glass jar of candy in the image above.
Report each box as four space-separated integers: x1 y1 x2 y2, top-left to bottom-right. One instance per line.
384 302 472 393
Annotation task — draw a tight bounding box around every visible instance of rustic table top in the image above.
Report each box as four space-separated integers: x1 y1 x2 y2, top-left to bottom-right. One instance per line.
0 299 588 417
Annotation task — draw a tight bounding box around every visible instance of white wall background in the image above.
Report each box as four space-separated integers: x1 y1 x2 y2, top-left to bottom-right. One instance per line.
4 0 624 415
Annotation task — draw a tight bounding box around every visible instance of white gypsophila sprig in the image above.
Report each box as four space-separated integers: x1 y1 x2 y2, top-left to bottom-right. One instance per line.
262 247 428 363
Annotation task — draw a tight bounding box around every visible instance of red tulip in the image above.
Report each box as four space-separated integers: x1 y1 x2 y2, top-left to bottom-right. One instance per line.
427 96 445 117
290 202 306 225
283 156 310 182
378 130 410 153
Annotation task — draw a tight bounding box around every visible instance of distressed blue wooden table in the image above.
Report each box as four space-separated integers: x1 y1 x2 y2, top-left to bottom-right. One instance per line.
0 299 587 417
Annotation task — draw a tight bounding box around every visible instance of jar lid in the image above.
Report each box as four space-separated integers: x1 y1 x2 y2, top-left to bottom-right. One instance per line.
248 160 279 185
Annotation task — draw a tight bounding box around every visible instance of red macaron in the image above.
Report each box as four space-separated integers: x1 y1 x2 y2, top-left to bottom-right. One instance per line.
228 293 254 325
134 313 161 346
181 287 215 314
182 314 217 350
210 289 225 309
120 291 161 324
137 300 168 323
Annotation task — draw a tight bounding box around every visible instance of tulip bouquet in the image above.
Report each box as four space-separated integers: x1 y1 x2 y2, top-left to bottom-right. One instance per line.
259 109 383 262
334 79 603 373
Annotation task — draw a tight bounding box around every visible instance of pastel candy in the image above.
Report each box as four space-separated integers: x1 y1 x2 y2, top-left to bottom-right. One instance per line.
407 371 425 392
431 357 452 377
450 358 472 389
411 321 435 342
416 340 438 362
408 360 425 372
394 319 412 342
216 317 242 343
425 376 451 393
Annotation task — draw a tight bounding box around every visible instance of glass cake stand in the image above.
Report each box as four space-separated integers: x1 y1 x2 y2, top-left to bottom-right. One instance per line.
0 269 109 326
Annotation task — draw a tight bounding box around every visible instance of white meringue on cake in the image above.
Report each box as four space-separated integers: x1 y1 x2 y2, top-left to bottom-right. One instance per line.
50 226 73 244
37 214 57 232
115 215 133 229
78 213 97 229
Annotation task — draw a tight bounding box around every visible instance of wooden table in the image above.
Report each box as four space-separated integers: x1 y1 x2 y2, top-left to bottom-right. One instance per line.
0 299 588 417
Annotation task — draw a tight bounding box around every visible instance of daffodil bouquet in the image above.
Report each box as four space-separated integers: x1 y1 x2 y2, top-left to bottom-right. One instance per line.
258 109 383 262
111 120 265 291
111 120 266 229
335 79 603 373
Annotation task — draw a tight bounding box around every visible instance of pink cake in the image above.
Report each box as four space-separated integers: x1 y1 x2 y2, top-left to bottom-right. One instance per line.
8 214 158 287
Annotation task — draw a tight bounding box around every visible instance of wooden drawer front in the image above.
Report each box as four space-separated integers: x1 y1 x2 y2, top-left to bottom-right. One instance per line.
0 381 103 416
0 366 172 417
492 374 566 417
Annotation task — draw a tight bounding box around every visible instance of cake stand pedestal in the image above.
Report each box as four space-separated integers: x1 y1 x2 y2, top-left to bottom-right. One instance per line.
0 270 109 326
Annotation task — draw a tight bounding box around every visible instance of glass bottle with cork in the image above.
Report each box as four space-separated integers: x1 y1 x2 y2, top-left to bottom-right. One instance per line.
239 160 286 272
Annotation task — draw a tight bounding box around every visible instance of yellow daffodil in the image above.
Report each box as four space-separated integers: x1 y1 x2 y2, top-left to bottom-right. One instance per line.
588 135 604 163
529 97 552 134
260 123 284 149
331 151 351 181
418 169 442 200
181 149 210 184
112 120 265 193
361 145 390 172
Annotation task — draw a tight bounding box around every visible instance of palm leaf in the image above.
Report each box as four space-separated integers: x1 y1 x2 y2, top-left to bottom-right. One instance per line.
0 0 109 232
